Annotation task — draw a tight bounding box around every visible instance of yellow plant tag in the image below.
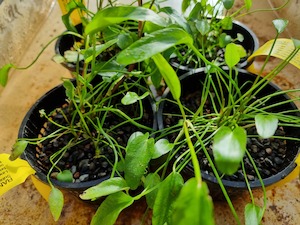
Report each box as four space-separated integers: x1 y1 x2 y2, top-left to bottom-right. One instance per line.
248 38 300 71
0 153 35 196
57 0 85 25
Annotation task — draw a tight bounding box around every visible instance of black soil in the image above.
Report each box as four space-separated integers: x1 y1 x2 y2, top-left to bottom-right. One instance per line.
36 98 154 183
161 89 294 183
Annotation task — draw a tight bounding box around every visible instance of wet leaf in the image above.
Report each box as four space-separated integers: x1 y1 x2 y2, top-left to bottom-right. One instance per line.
255 114 278 139
144 173 161 209
152 172 183 225
124 133 154 190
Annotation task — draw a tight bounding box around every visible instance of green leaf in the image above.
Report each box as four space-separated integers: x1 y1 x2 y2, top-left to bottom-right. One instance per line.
292 38 300 49
80 177 129 200
236 44 247 58
213 126 247 175
84 39 118 63
255 114 278 139
152 172 184 225
225 43 241 68
9 140 28 161
152 139 174 159
57 170 73 183
49 187 64 221
244 0 252 10
221 16 233 30
172 179 215 225
152 53 181 100
116 27 193 65
144 173 161 209
188 2 203 20
117 33 133 49
0 63 13 87
124 133 154 190
63 50 84 63
160 7 191 34
195 20 210 36
85 6 167 35
272 19 288 34
245 203 263 225
182 0 192 13
222 0 234 10
63 79 75 99
219 33 232 48
121 91 149 105
237 33 244 42
91 192 134 225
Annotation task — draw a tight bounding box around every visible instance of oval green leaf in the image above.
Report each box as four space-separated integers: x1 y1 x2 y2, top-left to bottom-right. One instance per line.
49 187 64 221
57 170 73 183
225 43 241 68
245 203 263 225
152 139 174 159
213 126 247 175
121 91 149 105
124 133 154 190
222 0 234 10
255 114 278 139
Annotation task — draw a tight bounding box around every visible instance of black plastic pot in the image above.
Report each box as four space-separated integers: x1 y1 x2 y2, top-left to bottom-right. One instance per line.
54 24 84 73
171 20 259 75
19 80 157 197
157 69 300 199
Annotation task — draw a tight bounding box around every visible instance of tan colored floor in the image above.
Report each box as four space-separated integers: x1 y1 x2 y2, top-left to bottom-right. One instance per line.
0 2 299 225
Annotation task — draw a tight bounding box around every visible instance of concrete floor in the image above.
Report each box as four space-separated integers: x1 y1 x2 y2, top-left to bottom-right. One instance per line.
0 1 299 225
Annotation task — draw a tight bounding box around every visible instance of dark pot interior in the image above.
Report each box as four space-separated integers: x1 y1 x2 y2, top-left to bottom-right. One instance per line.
171 20 259 75
19 79 157 195
157 68 300 198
